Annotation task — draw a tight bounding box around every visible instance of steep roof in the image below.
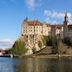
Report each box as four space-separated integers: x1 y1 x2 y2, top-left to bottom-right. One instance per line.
26 20 43 26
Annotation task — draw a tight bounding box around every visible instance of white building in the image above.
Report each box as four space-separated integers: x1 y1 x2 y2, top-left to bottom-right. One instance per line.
19 14 72 54
21 18 51 36
21 13 72 38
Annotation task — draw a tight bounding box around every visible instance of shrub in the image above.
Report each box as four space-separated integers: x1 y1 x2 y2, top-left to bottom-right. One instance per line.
63 37 72 46
38 41 42 48
10 40 28 55
42 36 53 46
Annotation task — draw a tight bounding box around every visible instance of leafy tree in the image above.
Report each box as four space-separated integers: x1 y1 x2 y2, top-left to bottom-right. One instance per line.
51 36 59 54
38 41 42 48
10 40 28 55
42 36 48 46
63 37 72 46
42 36 52 46
42 36 70 54
58 40 65 54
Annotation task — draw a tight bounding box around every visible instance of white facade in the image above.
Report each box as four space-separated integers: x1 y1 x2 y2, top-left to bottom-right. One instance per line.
21 14 72 38
21 20 52 36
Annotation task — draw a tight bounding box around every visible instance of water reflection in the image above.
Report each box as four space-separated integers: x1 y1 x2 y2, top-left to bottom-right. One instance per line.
16 57 72 72
0 57 72 72
58 58 72 72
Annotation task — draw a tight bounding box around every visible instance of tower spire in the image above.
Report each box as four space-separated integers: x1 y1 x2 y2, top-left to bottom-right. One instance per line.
64 12 68 25
24 17 28 22
65 12 68 21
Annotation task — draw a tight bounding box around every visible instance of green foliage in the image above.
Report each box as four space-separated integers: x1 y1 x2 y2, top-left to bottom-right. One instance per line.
42 36 52 46
43 36 65 54
58 41 65 54
10 40 28 55
51 36 66 54
51 36 59 54
42 36 47 46
46 36 53 46
63 37 72 46
42 36 59 54
38 41 42 48
43 36 59 46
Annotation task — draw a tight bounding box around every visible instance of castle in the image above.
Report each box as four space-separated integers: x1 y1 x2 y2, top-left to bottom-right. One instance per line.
21 13 72 38
20 13 72 55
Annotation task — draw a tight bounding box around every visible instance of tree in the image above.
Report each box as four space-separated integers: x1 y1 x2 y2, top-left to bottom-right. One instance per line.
51 36 58 54
10 40 28 55
42 36 52 46
38 41 42 48
58 40 65 54
63 37 72 46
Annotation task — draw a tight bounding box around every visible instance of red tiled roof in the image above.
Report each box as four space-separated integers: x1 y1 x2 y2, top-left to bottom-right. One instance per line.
26 20 43 26
25 20 64 28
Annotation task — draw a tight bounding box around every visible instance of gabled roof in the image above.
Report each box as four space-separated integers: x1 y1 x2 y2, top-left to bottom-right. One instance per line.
26 20 43 26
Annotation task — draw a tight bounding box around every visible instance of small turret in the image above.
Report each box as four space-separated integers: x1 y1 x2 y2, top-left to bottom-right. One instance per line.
24 17 28 22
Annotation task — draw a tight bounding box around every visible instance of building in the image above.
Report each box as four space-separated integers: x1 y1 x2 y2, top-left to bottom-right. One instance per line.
21 13 72 38
21 18 51 36
63 13 72 37
19 13 72 54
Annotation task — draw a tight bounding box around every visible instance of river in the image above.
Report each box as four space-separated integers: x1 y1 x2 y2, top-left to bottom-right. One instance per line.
0 57 72 72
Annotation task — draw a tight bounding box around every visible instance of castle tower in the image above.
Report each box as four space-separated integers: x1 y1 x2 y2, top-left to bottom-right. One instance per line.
21 17 28 36
63 12 68 37
64 12 68 25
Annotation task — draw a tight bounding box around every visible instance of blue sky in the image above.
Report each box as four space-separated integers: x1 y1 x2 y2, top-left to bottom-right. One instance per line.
0 0 72 49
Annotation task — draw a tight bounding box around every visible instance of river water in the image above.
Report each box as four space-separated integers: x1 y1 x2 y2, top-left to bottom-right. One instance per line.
0 57 72 72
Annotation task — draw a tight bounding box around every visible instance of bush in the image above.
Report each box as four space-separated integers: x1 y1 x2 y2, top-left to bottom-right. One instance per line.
42 36 53 46
58 41 65 54
63 37 72 46
51 36 59 54
10 40 28 55
38 41 42 48
42 36 59 54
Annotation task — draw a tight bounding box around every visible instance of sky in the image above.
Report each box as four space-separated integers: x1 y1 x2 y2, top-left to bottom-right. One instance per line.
0 0 72 49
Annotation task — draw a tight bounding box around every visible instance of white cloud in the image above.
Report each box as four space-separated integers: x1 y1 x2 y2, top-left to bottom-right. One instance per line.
44 10 65 19
68 19 72 24
51 21 58 24
44 10 72 24
26 0 42 10
45 18 50 23
0 39 15 50
45 18 58 24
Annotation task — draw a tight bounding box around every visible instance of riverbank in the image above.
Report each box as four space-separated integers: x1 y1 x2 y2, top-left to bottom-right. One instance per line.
16 54 72 59
1 54 72 59
32 54 72 58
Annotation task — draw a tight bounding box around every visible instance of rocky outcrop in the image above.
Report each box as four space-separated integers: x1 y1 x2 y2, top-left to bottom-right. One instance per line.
17 35 44 55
